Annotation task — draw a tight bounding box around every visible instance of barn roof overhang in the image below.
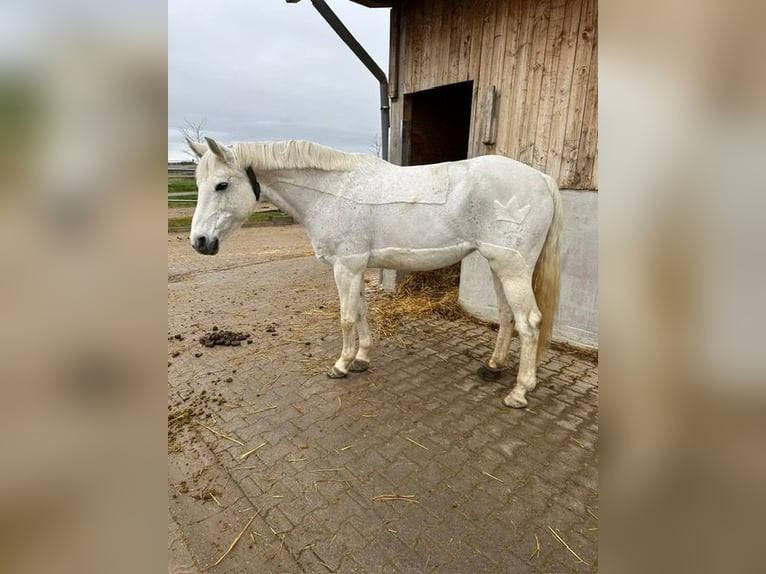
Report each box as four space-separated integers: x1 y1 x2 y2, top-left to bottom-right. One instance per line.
349 1 398 7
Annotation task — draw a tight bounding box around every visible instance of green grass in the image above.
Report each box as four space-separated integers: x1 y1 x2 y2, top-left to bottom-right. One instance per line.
168 178 197 193
168 178 197 207
168 210 291 231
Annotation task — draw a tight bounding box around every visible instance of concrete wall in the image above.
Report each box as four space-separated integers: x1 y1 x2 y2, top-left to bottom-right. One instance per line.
458 190 598 348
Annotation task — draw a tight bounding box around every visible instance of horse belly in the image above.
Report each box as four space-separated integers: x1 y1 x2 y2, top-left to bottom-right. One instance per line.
368 243 473 271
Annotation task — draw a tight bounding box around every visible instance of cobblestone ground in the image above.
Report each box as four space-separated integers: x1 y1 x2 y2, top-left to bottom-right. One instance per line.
168 226 598 574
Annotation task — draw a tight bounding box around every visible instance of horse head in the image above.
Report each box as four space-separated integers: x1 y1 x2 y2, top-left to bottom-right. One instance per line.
187 136 258 255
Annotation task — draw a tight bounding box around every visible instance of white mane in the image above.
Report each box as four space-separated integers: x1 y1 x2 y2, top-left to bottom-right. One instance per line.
232 140 374 173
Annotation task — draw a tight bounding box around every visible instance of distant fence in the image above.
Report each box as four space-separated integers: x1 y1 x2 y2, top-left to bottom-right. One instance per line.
168 192 197 204
168 163 196 204
168 163 195 180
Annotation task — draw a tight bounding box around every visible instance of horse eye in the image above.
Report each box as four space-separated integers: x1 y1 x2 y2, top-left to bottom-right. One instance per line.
214 182 229 191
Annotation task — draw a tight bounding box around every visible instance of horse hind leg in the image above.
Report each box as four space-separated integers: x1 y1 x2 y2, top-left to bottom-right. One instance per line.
478 271 515 382
500 275 542 408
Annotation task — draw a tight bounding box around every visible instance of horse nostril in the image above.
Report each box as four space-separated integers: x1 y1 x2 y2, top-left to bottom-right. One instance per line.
195 236 207 251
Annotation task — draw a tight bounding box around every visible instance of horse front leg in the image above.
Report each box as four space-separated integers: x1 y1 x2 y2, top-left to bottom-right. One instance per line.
327 262 366 379
349 293 371 372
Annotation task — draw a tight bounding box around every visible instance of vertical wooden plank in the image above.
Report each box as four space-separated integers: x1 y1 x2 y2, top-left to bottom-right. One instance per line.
591 147 598 189
574 11 598 189
559 0 595 187
498 0 528 160
467 0 488 80
404 0 425 93
389 96 404 164
457 0 473 81
388 4 400 100
401 0 415 93
447 0 465 84
544 0 585 182
465 0 489 157
418 0 435 91
496 0 525 157
517 0 551 167
389 1 408 165
478 0 509 156
435 0 450 87
532 0 568 172
420 0 438 90
500 0 535 159
481 84 498 145
489 0 511 91
470 0 499 157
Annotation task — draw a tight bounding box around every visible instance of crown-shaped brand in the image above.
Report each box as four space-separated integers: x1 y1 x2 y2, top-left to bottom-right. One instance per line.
494 196 531 224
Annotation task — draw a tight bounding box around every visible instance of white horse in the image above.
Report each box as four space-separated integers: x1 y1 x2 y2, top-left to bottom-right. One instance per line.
187 137 562 408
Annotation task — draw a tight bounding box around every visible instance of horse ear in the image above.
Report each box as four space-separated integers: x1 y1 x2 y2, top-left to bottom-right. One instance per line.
186 136 208 159
204 137 236 165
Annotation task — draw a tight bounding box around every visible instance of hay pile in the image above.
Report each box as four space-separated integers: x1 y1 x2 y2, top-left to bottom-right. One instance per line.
371 264 469 338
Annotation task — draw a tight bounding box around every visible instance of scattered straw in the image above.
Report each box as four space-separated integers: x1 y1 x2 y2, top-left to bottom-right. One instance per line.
206 513 257 569
529 533 541 560
547 526 589 565
198 423 244 446
482 470 505 484
310 467 346 473
288 456 307 463
372 493 419 503
269 527 287 558
586 508 599 521
370 264 468 338
239 442 267 460
404 436 429 451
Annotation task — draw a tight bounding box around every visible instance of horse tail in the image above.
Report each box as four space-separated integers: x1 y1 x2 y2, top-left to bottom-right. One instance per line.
532 174 563 364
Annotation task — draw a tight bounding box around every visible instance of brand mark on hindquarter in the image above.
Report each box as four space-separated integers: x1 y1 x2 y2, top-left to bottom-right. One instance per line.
494 196 531 224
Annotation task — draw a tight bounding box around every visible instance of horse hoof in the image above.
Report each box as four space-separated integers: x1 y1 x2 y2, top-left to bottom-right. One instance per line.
327 366 348 379
477 364 502 382
503 393 528 408
349 359 369 373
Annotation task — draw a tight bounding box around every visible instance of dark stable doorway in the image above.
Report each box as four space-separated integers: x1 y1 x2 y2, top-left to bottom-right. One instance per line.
398 80 473 287
403 80 473 166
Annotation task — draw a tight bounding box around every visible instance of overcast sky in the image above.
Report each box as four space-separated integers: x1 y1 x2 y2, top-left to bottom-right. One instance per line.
168 0 390 161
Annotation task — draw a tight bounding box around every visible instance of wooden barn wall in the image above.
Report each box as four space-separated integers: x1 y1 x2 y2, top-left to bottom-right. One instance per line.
389 0 597 190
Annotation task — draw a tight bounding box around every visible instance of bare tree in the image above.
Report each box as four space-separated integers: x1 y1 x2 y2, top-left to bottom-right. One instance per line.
179 118 206 163
369 133 382 158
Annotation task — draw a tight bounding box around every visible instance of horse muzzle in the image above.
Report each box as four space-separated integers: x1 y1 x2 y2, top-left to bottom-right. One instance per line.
192 235 219 255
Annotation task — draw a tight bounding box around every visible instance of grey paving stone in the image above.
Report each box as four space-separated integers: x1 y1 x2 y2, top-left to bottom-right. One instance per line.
168 226 598 573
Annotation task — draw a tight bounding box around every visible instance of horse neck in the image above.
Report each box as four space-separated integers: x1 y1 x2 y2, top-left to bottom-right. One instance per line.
231 141 366 224
257 168 345 225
